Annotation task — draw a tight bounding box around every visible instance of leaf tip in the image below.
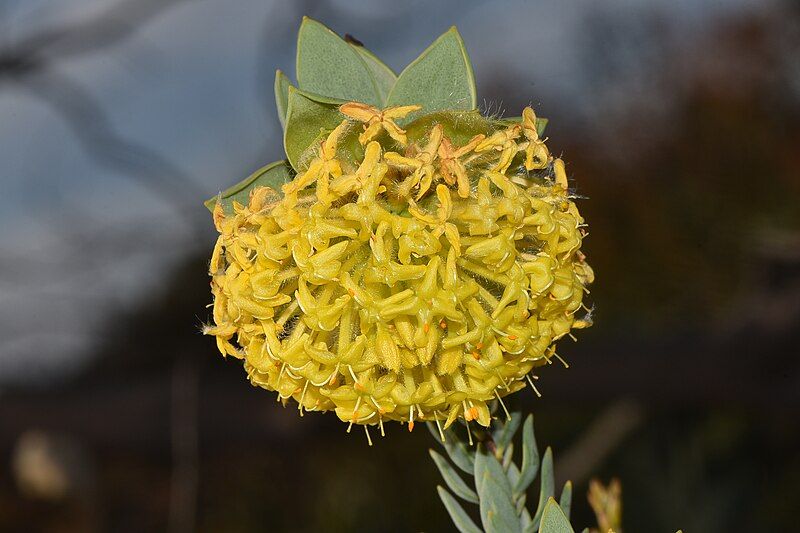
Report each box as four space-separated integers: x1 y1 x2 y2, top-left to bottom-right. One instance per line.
203 195 219 213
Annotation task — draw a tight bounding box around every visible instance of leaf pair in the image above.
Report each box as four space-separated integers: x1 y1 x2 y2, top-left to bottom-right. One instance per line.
281 18 476 119
275 18 478 170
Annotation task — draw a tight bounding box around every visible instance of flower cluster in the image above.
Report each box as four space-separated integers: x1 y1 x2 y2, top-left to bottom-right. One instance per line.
205 105 593 436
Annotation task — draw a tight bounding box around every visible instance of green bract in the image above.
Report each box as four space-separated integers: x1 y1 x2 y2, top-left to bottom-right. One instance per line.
205 18 546 211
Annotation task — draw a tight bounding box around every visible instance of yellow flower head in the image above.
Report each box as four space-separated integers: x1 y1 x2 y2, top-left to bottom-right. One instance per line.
206 105 593 437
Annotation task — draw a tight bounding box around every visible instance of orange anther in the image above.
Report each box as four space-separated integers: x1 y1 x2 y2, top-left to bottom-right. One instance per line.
354 382 365 392
423 323 430 333
408 421 415 432
476 342 484 350
471 351 481 360
508 335 518 341
439 320 447 329
348 289 355 296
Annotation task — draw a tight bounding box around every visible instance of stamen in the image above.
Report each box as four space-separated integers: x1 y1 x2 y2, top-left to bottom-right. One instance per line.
275 363 286 402
434 413 446 443
526 373 542 397
495 390 511 420
348 365 359 384
364 425 373 446
298 380 309 416
328 362 340 386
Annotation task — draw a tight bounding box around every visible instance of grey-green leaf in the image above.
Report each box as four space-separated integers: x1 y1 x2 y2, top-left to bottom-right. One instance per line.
204 160 292 213
386 26 476 123
430 449 479 504
519 502 531 528
475 445 522 533
559 481 572 520
349 43 396 105
531 448 554 530
283 86 344 171
437 486 483 533
495 412 523 451
538 498 574 533
502 443 515 470
274 70 291 130
296 17 382 106
514 415 540 496
507 462 520 488
427 423 476 475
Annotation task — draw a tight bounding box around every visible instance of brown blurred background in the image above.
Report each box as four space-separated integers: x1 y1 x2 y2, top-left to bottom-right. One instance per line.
1 1 798 531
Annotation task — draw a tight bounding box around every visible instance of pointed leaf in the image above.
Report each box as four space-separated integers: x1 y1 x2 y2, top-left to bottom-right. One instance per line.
437 486 483 533
517 494 531 516
274 70 291 130
475 445 522 533
537 118 548 137
502 443 515 470
204 160 292 213
518 498 530 523
386 27 476 123
296 17 382 106
514 415 540 496
430 449 479 504
427 423 476 475
559 481 572 520
445 437 477 475
538 498 574 533
283 86 345 171
494 412 522 451
507 461 520 487
349 43 396 105
531 448 554 531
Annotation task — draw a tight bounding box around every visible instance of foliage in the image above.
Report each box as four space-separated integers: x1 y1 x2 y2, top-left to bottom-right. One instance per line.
428 413 576 533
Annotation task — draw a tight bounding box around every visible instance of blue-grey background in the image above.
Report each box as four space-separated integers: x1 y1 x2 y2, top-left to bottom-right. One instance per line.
1 1 798 531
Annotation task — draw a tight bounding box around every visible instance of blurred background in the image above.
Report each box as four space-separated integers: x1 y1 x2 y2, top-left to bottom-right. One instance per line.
1 0 798 531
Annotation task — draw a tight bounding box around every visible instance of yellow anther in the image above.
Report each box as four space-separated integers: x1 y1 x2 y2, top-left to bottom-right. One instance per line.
553 158 569 190
437 133 484 198
340 102 421 145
